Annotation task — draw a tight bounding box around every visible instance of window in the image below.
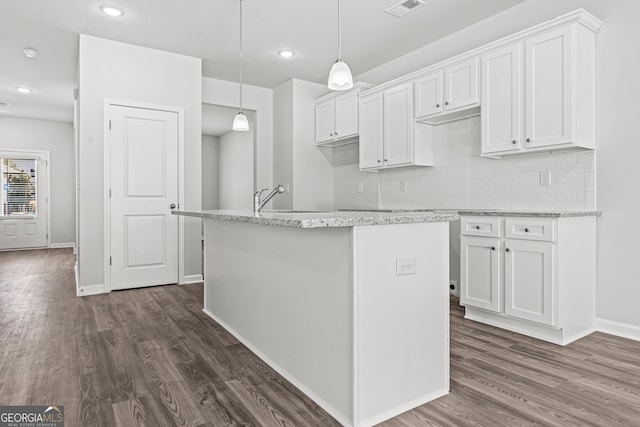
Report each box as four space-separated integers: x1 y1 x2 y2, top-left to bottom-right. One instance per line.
1 158 38 217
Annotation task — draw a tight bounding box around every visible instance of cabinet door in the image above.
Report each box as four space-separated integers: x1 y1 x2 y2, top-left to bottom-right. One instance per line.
525 26 573 148
504 239 555 326
481 44 522 155
359 93 384 170
334 91 359 139
414 71 443 118
315 98 335 144
461 236 501 313
444 58 479 111
383 83 413 167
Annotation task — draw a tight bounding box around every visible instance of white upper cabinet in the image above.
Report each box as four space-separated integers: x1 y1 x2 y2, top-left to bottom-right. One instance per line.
314 82 373 147
481 17 598 158
481 44 522 155
359 93 384 169
315 98 335 144
414 58 480 123
414 71 443 118
525 27 573 149
359 83 433 171
444 58 479 112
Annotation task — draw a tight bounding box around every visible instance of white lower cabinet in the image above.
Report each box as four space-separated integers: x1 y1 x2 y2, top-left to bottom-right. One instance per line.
460 215 596 345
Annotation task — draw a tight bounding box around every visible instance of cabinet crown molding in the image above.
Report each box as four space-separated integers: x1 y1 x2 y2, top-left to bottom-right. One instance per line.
361 8 602 97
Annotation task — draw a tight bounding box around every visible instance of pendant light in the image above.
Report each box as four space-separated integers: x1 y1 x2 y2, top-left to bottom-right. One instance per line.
327 0 353 91
233 0 250 131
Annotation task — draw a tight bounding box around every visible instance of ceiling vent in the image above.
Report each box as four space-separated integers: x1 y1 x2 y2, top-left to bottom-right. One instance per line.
385 0 426 18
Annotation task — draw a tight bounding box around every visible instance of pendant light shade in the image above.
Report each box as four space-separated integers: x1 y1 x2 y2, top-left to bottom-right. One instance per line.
233 0 249 131
328 59 353 91
328 0 353 91
232 111 250 131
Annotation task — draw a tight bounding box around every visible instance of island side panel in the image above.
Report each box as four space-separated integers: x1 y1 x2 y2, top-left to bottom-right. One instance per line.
353 222 450 426
204 219 354 424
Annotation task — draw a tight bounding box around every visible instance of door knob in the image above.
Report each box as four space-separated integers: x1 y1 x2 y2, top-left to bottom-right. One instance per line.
170 203 176 209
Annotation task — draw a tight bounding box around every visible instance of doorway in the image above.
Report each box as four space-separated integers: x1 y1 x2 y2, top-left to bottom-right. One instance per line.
0 149 49 250
105 103 181 290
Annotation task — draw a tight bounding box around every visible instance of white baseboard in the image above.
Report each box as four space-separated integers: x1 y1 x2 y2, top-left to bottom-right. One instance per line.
183 274 204 284
202 308 353 427
50 242 75 250
358 388 449 427
77 283 106 297
596 318 640 342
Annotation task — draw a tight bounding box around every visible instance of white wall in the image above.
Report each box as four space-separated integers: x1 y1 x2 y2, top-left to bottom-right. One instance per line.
352 0 640 334
202 78 273 194
201 135 219 210
0 117 75 245
218 128 254 210
77 35 202 291
332 143 379 210
273 79 334 211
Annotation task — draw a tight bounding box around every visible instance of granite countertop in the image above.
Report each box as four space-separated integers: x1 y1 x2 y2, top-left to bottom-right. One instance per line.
172 209 459 228
457 210 602 218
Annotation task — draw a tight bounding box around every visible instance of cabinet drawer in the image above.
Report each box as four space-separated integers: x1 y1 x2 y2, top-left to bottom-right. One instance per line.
505 218 555 241
460 217 501 237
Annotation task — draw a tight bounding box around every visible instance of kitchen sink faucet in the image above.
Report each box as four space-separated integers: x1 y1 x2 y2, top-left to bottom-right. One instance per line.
254 185 286 212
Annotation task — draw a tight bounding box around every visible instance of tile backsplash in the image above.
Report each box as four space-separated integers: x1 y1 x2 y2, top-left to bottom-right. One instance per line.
378 116 596 211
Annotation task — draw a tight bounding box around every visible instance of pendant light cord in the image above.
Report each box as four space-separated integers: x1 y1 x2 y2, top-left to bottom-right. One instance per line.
239 0 243 112
337 0 342 60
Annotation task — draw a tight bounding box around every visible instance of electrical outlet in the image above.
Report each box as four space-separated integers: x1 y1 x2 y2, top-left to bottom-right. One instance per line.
285 184 291 194
400 179 408 192
396 257 416 276
539 170 551 186
358 183 364 193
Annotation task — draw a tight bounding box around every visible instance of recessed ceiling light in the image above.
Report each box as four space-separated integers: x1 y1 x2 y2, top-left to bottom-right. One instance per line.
16 87 32 94
99 5 125 17
278 50 295 58
23 48 38 59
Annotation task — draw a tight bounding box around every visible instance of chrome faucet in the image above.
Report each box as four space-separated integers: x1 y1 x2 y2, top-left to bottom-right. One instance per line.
254 184 286 212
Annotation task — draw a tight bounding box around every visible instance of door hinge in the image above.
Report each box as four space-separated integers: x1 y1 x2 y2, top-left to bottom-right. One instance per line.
109 256 112 266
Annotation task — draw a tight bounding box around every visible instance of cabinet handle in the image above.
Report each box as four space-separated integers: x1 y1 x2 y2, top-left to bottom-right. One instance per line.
436 103 440 108
526 137 531 142
491 246 496 251
506 248 511 252
377 160 381 163
524 228 529 232
330 133 334 137
512 140 517 145
475 225 481 230
384 159 388 162
445 101 450 106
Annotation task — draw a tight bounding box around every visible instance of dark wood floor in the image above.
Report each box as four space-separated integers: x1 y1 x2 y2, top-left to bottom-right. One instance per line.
1 249 639 427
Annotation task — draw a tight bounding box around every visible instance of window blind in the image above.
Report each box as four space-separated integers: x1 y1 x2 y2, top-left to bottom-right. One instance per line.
1 158 38 216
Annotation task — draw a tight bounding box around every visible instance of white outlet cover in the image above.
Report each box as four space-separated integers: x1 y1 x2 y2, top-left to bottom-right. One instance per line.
396 256 416 276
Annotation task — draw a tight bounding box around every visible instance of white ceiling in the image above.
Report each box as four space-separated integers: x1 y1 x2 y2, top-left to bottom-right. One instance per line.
0 0 526 123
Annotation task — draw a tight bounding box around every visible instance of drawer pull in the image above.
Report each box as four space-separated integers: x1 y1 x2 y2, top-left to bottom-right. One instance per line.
524 228 529 232
512 139 517 145
506 248 511 252
491 246 496 251
475 225 481 230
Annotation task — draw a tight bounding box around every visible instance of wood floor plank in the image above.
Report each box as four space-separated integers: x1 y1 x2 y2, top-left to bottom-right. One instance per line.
2 249 640 427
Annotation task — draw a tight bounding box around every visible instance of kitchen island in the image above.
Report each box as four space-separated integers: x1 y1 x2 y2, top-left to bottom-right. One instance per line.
173 209 458 427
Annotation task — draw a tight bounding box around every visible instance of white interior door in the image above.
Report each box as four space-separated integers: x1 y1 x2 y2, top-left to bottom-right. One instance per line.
109 105 179 290
0 151 48 250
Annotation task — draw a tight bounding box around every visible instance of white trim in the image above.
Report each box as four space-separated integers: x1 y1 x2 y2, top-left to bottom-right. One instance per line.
596 318 640 342
103 99 186 292
77 283 105 297
183 274 203 284
50 242 75 250
202 308 353 427
358 389 449 427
